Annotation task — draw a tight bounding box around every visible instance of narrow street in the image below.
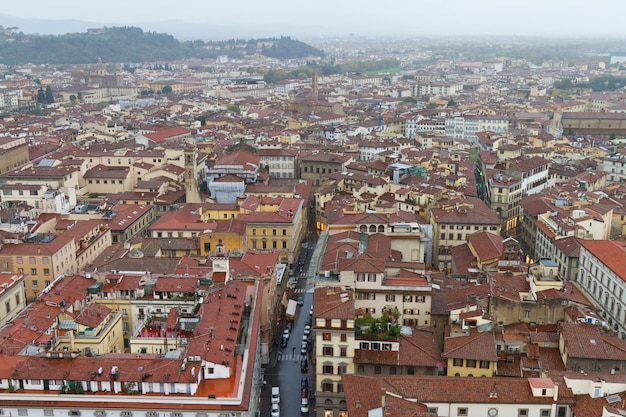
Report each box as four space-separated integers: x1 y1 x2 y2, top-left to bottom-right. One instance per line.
259 231 319 416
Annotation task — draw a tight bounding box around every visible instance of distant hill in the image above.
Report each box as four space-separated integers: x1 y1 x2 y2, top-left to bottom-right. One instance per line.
0 26 325 65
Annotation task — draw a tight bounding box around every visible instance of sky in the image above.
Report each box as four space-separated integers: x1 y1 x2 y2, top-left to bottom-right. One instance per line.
2 0 626 38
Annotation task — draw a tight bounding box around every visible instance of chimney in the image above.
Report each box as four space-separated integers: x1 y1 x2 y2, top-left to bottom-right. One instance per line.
553 382 559 401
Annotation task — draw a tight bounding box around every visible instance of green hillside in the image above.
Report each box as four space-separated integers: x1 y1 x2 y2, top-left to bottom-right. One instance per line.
0 27 325 65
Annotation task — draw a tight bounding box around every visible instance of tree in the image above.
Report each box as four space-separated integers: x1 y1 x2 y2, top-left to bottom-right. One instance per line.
69 94 77 105
36 87 45 104
227 104 241 114
162 85 172 94
45 85 54 104
403 97 417 104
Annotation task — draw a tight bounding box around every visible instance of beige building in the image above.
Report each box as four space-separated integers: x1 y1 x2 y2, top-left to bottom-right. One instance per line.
314 287 354 417
430 197 502 271
0 273 26 326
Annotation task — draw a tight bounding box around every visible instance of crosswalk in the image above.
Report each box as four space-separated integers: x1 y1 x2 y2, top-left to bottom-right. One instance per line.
293 288 306 294
278 353 307 361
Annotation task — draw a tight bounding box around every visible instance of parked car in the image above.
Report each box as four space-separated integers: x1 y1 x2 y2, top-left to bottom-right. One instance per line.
300 357 308 373
301 377 308 390
286 321 293 331
309 306 313 316
271 403 280 417
303 324 311 336
300 397 309 413
271 386 280 404
301 386 308 399
305 316 312 326
300 341 307 355
283 328 290 339
297 296 304 306
280 336 288 348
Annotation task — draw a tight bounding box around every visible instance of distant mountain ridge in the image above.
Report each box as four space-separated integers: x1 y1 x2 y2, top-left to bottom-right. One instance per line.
0 26 325 65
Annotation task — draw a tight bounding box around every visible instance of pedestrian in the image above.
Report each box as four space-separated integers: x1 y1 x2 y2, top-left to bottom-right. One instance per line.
292 346 295 354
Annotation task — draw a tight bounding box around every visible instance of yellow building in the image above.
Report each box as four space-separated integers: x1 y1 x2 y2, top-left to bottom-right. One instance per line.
443 331 498 377
0 234 77 301
199 218 246 256
241 197 305 267
199 203 241 221
95 298 133 350
55 303 124 355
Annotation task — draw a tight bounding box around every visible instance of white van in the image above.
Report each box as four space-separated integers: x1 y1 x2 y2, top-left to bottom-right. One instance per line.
271 386 280 404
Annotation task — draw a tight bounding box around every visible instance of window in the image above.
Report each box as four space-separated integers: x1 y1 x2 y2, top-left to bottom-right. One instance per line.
323 332 331 341
121 412 133 417
518 410 529 417
368 273 376 282
340 347 347 357
29 257 36 264
146 412 157 417
524 310 531 318
428 408 438 415
322 365 333 374
321 382 333 392
466 359 476 368
323 346 334 356
32 280 38 287
356 273 365 282
480 361 490 369
337 364 347 374
68 412 80 417
453 358 463 367
31 268 37 275
17 257 22 264
457 408 468 417
18 410 28 416
43 410 54 416
340 334 347 342
540 410 550 417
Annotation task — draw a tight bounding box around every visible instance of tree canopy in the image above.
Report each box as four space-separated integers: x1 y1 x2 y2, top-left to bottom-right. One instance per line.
0 27 325 65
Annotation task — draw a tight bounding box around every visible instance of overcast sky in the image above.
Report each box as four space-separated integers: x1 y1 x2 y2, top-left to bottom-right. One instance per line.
2 0 626 38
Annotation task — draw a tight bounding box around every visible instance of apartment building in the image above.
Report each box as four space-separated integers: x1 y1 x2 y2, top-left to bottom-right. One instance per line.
0 233 77 300
0 272 26 326
314 286 355 417
257 147 298 178
343 374 574 417
300 152 351 187
430 197 501 271
0 277 265 417
488 171 523 237
445 114 509 141
240 197 305 267
577 240 626 338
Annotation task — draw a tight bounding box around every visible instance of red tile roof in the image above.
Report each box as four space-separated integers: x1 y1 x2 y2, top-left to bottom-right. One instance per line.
443 330 498 362
579 239 626 279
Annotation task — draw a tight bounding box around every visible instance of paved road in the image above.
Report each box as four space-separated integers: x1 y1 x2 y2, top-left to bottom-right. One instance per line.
259 233 319 416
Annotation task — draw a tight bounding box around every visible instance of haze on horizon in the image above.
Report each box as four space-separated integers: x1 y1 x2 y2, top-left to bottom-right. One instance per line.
2 0 626 39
